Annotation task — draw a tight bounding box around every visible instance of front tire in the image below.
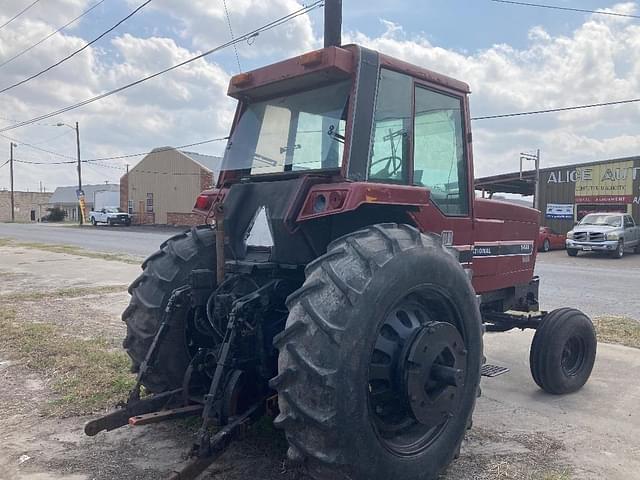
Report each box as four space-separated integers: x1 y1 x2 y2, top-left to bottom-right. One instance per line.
122 225 216 393
611 240 624 259
542 238 551 252
567 249 578 257
271 224 483 480
529 308 596 394
91 217 97 226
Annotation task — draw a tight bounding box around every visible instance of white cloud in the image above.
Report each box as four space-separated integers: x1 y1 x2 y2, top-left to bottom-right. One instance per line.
348 4 640 177
132 0 318 60
2 0 640 194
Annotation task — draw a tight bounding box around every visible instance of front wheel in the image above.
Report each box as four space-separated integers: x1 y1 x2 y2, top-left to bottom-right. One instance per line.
271 224 483 480
610 240 624 259
542 238 551 252
91 217 97 226
529 308 596 394
567 248 578 257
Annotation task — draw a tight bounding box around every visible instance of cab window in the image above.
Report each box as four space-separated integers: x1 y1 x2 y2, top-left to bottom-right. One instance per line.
368 69 412 183
413 87 468 216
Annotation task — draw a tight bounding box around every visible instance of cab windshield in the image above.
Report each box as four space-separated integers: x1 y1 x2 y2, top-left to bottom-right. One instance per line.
579 214 622 227
222 81 350 174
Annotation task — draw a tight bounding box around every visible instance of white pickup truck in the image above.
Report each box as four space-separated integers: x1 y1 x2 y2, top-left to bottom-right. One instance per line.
89 207 132 226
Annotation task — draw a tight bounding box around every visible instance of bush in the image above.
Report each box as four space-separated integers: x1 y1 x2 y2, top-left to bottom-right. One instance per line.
43 207 66 222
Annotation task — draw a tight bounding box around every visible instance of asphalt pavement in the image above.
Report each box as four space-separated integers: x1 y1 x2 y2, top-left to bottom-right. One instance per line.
1 222 638 321
0 222 179 258
535 249 640 321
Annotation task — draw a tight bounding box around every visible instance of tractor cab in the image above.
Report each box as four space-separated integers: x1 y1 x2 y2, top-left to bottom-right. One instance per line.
195 45 477 267
217 45 472 218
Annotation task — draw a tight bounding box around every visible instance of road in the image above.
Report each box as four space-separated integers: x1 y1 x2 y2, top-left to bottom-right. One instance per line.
0 222 177 257
535 249 640 320
1 222 638 321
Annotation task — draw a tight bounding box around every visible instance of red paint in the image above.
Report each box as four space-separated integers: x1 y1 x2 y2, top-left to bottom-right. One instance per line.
538 227 566 251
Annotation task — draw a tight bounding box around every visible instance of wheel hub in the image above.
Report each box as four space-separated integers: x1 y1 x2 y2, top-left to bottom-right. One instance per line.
368 296 468 454
402 322 466 427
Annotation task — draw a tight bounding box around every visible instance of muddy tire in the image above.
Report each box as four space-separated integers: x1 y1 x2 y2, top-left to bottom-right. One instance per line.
529 308 597 395
123 225 216 393
271 224 483 480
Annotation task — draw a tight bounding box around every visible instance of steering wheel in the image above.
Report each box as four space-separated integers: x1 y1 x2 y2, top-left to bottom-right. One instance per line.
370 155 403 178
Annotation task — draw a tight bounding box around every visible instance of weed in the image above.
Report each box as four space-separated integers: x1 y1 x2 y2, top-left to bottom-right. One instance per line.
0 308 135 416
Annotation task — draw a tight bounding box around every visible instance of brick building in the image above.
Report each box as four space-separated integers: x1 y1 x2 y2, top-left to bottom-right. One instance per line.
0 190 52 222
120 148 221 226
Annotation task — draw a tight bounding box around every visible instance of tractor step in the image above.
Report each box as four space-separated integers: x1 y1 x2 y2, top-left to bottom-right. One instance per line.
481 364 510 377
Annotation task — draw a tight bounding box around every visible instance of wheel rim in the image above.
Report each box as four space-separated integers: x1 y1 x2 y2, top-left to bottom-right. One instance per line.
368 291 467 456
561 335 586 376
618 242 624 257
543 239 550 252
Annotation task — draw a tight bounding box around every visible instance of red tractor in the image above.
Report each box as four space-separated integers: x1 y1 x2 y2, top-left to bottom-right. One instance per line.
85 33 597 480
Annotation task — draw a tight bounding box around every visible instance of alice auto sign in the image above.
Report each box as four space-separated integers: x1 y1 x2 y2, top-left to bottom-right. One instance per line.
547 160 638 205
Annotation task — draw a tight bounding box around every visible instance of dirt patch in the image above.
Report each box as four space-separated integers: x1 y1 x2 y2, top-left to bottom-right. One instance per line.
594 315 640 349
0 308 134 416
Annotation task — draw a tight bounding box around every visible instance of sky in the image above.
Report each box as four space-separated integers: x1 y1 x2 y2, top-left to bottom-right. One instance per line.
0 0 639 191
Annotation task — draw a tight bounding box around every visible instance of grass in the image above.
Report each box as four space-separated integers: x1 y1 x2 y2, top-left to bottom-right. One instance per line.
594 315 640 349
0 285 128 302
0 308 135 416
0 237 141 264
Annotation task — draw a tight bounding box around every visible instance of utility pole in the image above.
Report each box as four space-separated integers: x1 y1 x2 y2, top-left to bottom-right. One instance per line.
75 121 83 225
9 142 16 222
520 150 541 209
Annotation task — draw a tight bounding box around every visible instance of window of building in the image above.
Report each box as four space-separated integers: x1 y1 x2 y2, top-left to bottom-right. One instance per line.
146 193 154 213
413 86 469 216
368 69 413 183
128 200 133 214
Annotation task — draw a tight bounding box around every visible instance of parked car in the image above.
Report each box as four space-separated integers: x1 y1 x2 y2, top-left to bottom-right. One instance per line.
566 213 640 258
89 207 132 226
538 227 566 252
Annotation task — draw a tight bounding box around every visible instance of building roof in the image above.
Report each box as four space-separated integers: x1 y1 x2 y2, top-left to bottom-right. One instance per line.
49 184 119 204
475 154 640 195
180 150 222 172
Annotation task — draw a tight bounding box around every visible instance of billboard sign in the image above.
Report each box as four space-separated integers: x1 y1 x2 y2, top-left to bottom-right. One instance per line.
545 203 574 219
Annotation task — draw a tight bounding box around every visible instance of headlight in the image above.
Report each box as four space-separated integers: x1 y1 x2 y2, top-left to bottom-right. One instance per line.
566 231 574 239
606 232 619 241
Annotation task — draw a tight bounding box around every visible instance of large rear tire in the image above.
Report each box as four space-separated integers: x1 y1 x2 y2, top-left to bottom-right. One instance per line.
271 224 483 480
122 225 216 393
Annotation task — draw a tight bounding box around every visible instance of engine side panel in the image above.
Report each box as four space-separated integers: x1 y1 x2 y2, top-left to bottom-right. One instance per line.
471 198 540 294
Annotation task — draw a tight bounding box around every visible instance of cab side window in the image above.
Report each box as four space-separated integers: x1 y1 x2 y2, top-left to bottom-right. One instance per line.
624 215 635 228
413 87 468 216
368 69 412 183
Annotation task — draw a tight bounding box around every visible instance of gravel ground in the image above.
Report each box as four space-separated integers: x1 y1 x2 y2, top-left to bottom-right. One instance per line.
1 244 637 480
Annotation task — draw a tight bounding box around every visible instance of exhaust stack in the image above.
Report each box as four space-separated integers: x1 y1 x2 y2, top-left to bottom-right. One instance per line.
324 0 342 47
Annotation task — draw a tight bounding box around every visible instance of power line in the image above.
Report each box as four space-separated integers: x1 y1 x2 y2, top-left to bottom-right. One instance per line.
0 0 152 95
0 159 9 169
11 136 229 165
0 0 107 70
491 0 640 19
0 132 75 159
222 0 242 73
471 97 640 120
0 1 323 133
0 0 43 31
